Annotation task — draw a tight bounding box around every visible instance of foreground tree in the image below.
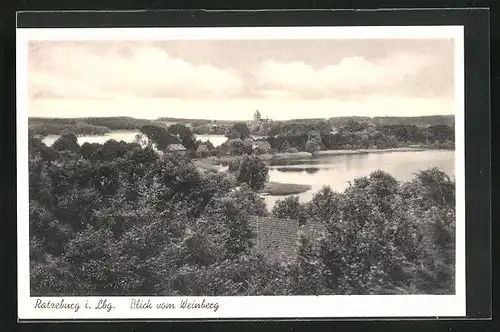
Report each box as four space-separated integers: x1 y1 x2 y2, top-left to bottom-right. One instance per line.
307 186 343 223
94 139 128 161
288 230 328 295
272 196 308 225
79 142 101 159
140 125 179 150
52 133 79 152
236 155 269 191
28 136 455 297
167 124 197 150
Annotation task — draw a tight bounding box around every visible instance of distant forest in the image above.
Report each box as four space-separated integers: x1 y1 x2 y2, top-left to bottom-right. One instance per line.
29 117 167 136
29 115 454 136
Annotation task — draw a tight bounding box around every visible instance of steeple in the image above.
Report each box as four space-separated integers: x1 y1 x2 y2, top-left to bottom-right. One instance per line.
254 110 261 123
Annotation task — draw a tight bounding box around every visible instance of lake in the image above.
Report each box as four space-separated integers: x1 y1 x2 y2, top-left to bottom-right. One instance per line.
263 150 455 209
194 134 228 147
42 131 228 147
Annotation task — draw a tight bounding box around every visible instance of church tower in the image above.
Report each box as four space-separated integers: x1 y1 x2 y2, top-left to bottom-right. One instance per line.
254 110 261 124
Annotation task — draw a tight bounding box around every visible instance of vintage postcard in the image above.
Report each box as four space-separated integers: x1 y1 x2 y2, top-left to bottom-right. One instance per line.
17 25 465 320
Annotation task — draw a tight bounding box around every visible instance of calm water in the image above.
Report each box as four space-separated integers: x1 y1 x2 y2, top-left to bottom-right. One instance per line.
42 131 228 147
264 150 455 209
194 135 227 147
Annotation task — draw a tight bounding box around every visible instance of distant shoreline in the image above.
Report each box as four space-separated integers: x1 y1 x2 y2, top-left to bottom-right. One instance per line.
210 147 454 165
40 130 136 138
314 147 427 156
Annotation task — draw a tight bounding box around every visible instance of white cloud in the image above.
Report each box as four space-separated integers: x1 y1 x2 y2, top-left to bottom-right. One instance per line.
28 42 439 102
253 52 434 97
28 42 244 100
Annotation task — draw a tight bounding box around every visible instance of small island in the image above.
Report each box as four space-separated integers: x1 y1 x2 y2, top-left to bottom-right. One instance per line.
262 182 312 196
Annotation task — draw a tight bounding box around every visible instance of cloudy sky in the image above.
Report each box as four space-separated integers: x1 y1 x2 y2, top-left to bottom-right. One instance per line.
27 39 455 120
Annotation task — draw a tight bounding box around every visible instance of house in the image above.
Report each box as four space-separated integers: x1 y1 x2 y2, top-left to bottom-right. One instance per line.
251 140 271 153
166 144 187 156
248 216 327 263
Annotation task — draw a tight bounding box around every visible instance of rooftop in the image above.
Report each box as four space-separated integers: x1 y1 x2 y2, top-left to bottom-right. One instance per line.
167 144 187 151
248 216 327 263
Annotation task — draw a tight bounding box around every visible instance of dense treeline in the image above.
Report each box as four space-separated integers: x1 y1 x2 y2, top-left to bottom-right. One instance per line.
29 116 455 149
267 120 455 153
29 117 166 136
29 133 455 296
29 121 111 136
179 118 455 155
157 117 213 126
82 117 165 130
327 115 455 128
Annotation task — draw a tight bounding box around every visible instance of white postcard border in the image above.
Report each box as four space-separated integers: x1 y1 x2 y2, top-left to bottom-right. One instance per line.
16 25 466 320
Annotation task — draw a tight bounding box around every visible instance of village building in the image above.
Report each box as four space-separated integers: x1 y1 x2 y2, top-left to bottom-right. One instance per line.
248 216 327 263
251 110 273 135
253 110 262 125
166 143 187 156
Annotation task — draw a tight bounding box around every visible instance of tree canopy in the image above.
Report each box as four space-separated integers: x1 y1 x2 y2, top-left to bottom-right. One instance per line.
236 155 269 191
28 133 455 296
140 125 180 150
228 123 251 140
167 124 197 151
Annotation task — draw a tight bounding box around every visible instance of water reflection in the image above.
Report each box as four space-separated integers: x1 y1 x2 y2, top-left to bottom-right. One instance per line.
42 131 228 147
268 159 324 166
273 167 321 174
264 150 455 209
305 167 319 174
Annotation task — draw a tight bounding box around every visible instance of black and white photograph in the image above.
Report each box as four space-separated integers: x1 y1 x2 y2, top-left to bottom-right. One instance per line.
17 25 466 319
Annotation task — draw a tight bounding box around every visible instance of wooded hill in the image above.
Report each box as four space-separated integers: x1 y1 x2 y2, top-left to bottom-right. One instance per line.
29 115 455 136
29 117 167 136
327 115 454 128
